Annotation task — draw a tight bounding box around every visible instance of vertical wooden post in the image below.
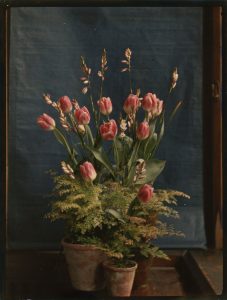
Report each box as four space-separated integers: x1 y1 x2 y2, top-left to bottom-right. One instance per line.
0 6 10 298
203 7 222 249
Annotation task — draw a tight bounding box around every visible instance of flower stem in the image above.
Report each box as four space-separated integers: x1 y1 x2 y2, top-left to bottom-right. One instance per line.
54 128 77 166
128 63 133 94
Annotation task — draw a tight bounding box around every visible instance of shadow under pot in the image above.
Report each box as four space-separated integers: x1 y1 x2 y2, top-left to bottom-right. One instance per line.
103 260 138 297
61 240 106 291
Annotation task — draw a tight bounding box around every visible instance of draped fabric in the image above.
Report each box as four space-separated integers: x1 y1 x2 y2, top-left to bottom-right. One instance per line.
8 7 206 249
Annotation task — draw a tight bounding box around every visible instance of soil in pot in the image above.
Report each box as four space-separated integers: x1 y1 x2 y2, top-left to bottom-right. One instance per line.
103 260 137 297
62 240 106 291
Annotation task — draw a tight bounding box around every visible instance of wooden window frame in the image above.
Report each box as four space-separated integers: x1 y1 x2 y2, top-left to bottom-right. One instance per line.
0 1 225 298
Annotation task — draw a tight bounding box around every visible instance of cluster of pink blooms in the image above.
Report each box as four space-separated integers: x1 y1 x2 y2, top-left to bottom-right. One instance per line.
78 161 154 203
37 92 162 203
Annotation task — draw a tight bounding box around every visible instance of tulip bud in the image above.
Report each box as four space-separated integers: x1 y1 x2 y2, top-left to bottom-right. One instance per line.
142 93 157 112
136 121 150 140
74 106 90 125
97 97 112 115
37 113 56 131
142 93 163 117
100 119 118 141
137 184 154 203
58 96 72 114
123 94 140 115
79 161 97 182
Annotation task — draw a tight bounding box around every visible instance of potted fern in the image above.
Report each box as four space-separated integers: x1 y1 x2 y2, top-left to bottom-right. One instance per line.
97 182 189 296
37 48 188 293
46 172 106 291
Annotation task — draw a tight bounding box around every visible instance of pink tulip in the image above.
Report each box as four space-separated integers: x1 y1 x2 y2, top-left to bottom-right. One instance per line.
37 113 56 131
142 93 163 117
123 94 140 115
137 184 154 203
100 119 118 141
75 106 90 125
59 95 72 113
136 121 150 140
97 97 112 115
79 161 97 182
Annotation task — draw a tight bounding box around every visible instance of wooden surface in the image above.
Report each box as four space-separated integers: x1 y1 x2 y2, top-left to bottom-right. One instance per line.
4 250 222 299
189 250 223 295
203 6 223 249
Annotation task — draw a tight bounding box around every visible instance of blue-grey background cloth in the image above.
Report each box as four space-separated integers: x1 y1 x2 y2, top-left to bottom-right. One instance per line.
8 7 206 249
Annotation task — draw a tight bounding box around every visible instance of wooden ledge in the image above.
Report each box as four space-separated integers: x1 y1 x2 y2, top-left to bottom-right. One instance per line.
184 250 223 295
4 249 223 298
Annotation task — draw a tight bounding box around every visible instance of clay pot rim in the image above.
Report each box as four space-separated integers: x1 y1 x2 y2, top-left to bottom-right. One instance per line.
61 239 100 251
103 259 137 272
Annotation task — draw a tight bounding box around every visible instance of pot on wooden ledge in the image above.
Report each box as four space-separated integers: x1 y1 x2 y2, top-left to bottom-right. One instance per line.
133 256 153 288
103 260 137 297
61 239 106 291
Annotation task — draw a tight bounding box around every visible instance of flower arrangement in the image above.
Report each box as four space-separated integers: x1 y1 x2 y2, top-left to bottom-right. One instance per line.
37 48 189 293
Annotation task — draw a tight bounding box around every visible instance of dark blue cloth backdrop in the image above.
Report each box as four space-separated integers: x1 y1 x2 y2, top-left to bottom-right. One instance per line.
8 7 206 249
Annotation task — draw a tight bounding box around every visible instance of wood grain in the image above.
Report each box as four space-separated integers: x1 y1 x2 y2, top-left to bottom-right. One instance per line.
4 250 222 299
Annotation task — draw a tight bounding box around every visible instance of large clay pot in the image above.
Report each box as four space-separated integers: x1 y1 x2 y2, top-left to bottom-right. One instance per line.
103 260 137 297
61 240 106 291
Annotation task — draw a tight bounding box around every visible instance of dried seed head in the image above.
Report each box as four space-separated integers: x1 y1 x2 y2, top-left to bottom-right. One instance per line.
170 67 179 89
72 99 80 110
76 124 86 135
125 48 132 59
121 60 129 64
120 119 127 132
59 108 71 131
134 159 146 183
43 93 52 105
82 87 88 94
97 71 103 77
52 102 58 109
101 48 107 68
61 161 75 179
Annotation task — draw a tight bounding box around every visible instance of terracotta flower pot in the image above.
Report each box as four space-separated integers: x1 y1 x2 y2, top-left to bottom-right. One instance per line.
61 240 106 291
133 257 153 288
103 260 137 297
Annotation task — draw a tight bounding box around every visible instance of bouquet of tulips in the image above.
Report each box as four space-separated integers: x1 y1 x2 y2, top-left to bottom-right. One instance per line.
37 48 188 263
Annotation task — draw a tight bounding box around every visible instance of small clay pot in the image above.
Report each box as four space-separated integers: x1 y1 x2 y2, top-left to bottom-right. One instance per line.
103 260 137 297
61 240 106 291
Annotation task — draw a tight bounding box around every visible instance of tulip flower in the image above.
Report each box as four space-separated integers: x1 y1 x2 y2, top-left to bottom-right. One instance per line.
137 184 154 203
37 113 56 131
136 121 150 140
100 119 118 141
97 97 112 115
123 94 140 115
58 95 72 113
79 161 97 182
142 93 163 117
75 106 90 125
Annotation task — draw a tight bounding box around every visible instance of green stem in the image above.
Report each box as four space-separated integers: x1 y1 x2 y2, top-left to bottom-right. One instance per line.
100 78 104 99
97 77 104 127
128 63 133 94
113 138 120 170
85 125 94 146
88 79 98 130
54 128 77 166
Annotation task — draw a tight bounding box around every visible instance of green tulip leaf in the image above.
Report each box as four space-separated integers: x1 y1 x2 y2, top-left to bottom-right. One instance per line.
87 146 115 178
105 208 125 223
136 159 166 185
